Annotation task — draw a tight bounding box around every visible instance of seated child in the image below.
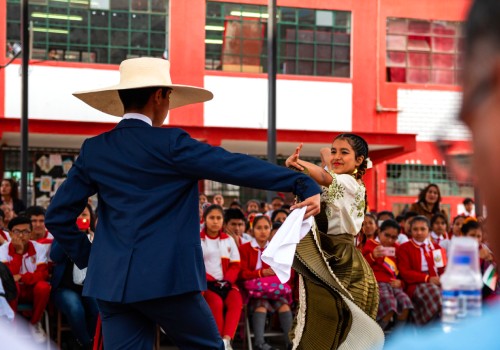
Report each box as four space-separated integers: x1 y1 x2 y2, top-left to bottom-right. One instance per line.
239 215 293 350
398 216 447 325
461 219 499 301
362 219 413 330
0 216 50 342
430 213 449 246
200 204 242 350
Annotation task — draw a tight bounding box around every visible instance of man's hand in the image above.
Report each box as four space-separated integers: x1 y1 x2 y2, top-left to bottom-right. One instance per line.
291 193 321 219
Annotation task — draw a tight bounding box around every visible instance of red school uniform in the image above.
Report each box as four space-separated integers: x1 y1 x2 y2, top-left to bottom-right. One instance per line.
362 239 402 285
398 239 446 298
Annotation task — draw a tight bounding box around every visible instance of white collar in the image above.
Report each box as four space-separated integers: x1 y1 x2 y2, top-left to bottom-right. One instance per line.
123 113 152 126
250 238 268 249
412 238 430 247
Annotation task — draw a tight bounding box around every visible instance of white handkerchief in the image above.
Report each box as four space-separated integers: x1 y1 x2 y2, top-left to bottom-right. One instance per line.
261 206 313 283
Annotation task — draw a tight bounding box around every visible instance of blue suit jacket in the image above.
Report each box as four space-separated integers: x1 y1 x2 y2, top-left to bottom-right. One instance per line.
45 118 320 303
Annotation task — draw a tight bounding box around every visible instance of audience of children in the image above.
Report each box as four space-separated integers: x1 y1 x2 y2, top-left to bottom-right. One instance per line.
362 219 413 330
398 216 446 325
200 204 243 350
239 215 293 350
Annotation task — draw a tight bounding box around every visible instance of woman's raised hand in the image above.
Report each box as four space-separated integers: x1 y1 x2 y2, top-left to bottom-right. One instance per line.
286 143 304 171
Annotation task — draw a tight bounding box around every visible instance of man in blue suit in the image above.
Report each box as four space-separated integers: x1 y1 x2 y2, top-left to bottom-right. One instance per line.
45 57 321 350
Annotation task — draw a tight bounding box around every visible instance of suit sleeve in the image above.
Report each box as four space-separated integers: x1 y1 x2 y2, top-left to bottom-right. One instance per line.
45 140 96 269
168 130 321 201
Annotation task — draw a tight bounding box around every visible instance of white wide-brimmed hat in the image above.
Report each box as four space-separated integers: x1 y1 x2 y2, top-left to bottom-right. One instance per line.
73 57 213 117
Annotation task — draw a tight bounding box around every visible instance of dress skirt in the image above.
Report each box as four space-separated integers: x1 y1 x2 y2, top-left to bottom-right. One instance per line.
291 225 384 350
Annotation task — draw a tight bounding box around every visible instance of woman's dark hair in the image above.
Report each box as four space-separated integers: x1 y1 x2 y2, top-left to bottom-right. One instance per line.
334 133 369 180
1 179 19 201
417 183 442 214
83 203 96 233
118 87 171 111
271 209 288 222
465 0 500 60
430 213 449 231
461 219 481 235
202 204 224 221
380 219 400 233
252 215 272 229
409 215 431 230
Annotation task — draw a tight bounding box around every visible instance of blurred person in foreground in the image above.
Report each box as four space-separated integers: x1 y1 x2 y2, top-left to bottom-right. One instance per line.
386 0 500 347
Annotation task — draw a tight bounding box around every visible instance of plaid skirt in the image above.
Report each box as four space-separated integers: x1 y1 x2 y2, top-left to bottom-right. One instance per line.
377 282 413 321
411 283 441 325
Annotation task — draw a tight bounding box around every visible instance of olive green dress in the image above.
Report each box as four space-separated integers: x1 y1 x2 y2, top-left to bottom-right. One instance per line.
290 171 384 350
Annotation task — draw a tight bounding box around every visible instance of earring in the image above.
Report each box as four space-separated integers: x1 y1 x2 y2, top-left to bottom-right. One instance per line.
352 168 358 175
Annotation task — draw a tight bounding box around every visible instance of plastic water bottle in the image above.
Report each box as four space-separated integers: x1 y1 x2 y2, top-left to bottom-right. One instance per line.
440 237 482 333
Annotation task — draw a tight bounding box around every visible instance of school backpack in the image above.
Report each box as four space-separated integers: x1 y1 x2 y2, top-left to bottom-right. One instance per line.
0 262 17 302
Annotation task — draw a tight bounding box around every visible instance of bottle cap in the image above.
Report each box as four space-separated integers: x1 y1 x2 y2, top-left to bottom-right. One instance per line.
453 255 471 265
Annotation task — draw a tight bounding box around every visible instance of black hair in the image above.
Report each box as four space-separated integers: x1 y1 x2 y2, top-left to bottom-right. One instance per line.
461 220 481 235
83 203 96 233
0 208 4 220
252 215 271 229
118 87 170 111
409 215 431 230
463 197 474 205
8 216 32 231
395 215 405 224
271 209 288 222
334 133 369 180
203 204 224 221
1 178 19 201
431 213 449 230
272 221 282 231
417 183 442 214
380 219 400 233
224 208 246 224
365 212 378 225
377 210 395 220
465 0 500 60
452 214 466 224
25 206 46 218
403 211 419 221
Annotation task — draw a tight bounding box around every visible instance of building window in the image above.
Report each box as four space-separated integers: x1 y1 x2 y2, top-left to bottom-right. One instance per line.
6 0 168 64
205 2 351 77
386 18 464 85
386 164 473 197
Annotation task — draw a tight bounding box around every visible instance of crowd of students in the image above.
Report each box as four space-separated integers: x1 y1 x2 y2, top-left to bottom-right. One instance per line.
1 176 499 349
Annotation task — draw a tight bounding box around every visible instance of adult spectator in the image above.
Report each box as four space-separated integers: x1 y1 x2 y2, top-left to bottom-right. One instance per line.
409 184 447 221
0 179 26 215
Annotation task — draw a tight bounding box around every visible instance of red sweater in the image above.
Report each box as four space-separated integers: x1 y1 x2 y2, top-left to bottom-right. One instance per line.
398 240 445 297
238 241 271 280
362 239 402 284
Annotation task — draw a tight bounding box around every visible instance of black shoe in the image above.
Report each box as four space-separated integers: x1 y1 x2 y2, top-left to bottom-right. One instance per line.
254 343 277 350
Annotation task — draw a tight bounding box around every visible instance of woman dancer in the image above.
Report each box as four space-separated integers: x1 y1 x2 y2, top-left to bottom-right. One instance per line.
286 133 383 350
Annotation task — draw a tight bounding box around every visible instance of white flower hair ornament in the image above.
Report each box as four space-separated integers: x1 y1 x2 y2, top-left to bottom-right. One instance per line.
366 157 373 169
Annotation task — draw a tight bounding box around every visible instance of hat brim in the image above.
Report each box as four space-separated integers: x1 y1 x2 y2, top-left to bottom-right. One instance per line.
73 83 213 117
